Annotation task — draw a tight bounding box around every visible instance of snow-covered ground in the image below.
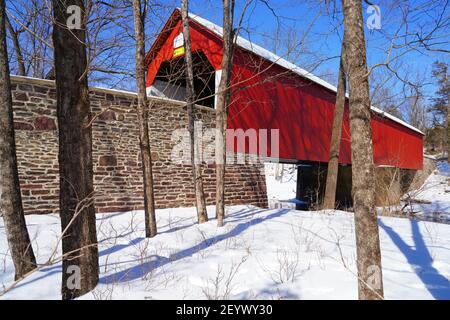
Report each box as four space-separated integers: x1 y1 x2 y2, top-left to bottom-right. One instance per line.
265 161 450 222
1 205 450 299
265 163 297 208
1 162 449 300
401 161 450 223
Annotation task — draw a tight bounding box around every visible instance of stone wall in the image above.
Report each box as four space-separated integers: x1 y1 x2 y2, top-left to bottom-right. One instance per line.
11 76 267 215
293 160 431 209
374 156 435 207
401 156 436 192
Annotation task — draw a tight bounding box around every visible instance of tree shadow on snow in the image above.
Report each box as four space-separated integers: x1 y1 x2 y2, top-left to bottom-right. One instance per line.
9 268 62 290
98 208 259 259
99 237 145 257
379 219 450 299
11 236 147 289
233 284 300 299
100 208 291 284
257 285 300 299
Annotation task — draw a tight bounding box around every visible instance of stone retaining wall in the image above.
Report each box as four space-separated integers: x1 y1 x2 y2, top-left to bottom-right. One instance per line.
11 76 268 214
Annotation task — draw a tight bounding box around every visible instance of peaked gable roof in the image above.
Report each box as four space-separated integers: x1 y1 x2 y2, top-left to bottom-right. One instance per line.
145 9 423 135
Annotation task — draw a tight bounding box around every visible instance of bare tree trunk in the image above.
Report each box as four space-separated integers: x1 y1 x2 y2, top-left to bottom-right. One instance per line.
52 0 99 300
181 0 208 224
215 0 235 227
5 14 25 76
132 0 157 237
275 163 283 181
342 0 384 300
446 76 449 163
323 40 347 209
0 0 36 280
447 101 449 163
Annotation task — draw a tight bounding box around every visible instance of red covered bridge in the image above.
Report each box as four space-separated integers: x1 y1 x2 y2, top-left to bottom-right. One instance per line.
145 9 423 172
145 9 424 207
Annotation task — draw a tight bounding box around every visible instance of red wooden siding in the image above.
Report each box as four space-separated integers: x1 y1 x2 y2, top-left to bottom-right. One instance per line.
146 10 423 170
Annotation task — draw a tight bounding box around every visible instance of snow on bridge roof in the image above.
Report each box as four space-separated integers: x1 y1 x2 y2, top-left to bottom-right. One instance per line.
188 11 424 136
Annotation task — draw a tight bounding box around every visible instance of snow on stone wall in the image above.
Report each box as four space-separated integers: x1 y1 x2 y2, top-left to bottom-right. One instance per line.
11 76 267 214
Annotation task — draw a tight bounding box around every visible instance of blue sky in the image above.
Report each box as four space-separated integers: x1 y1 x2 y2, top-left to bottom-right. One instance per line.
186 0 449 104
5 0 447 120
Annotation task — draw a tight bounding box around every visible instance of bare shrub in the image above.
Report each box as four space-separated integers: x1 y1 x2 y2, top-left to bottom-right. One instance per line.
200 255 248 300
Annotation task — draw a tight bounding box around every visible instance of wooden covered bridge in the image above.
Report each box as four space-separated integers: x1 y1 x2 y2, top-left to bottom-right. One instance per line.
144 9 424 208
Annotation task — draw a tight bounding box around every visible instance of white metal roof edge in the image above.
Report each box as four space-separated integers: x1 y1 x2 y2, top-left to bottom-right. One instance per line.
188 12 424 136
